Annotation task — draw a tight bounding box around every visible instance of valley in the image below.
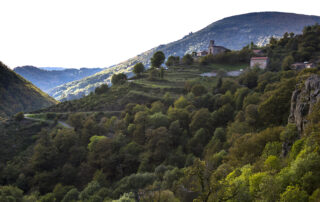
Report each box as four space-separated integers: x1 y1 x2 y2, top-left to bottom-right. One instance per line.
1 12 320 202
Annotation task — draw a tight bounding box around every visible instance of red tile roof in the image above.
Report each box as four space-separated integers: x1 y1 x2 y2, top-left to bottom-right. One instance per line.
251 57 268 60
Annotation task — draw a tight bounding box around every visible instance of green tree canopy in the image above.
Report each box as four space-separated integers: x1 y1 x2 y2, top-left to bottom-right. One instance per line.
111 73 127 85
165 56 180 67
133 62 145 77
181 54 194 65
151 51 165 68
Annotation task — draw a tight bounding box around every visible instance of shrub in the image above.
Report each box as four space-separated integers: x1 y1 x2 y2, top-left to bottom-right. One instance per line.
95 84 109 94
111 73 127 85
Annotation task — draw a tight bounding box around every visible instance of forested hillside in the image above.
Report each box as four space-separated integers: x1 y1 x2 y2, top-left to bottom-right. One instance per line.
0 62 57 119
48 12 320 101
1 24 320 201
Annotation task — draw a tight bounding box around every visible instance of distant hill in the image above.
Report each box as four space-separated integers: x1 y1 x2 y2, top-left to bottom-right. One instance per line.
49 12 320 101
39 67 66 71
14 66 104 92
0 62 57 118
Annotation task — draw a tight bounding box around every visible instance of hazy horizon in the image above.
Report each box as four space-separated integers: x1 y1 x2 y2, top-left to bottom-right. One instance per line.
1 0 320 69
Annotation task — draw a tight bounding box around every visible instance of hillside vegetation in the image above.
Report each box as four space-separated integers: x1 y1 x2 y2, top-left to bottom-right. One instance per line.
41 62 246 113
1 24 320 201
0 62 57 119
48 12 320 101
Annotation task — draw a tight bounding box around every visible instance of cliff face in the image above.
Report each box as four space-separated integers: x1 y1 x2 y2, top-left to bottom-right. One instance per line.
288 74 320 134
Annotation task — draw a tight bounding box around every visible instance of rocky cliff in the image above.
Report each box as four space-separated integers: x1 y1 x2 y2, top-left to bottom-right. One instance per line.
289 74 320 134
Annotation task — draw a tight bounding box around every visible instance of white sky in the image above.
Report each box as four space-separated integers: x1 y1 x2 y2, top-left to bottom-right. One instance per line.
0 0 319 69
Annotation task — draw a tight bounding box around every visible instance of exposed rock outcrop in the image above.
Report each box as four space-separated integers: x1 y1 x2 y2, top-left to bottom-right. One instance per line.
288 74 320 134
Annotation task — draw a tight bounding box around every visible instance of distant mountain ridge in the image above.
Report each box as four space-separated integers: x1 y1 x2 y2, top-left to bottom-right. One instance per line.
0 62 57 118
49 12 320 101
14 66 104 92
39 67 67 71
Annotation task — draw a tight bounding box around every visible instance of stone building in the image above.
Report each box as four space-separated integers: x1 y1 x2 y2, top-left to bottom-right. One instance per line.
197 51 208 57
208 40 228 55
291 62 316 70
250 57 269 69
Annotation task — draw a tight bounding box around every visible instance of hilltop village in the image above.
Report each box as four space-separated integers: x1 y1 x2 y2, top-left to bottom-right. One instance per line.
193 40 317 71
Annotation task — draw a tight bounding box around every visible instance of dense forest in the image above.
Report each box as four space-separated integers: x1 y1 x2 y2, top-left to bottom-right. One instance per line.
1 24 320 202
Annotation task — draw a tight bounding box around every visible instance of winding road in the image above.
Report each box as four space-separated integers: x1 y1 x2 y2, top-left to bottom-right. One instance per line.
24 114 73 129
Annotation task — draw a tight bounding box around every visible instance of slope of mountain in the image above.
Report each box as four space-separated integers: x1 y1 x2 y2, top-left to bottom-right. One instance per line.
0 62 57 118
14 66 104 92
49 12 320 101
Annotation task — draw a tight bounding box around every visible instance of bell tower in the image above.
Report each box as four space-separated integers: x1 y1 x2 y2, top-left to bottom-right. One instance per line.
209 40 215 47
208 40 215 54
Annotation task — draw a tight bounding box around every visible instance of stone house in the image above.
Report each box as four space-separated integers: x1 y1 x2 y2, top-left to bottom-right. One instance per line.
197 51 208 57
250 57 269 69
291 62 316 70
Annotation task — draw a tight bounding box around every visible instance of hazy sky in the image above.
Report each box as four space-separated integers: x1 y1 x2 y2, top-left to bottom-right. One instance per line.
1 0 319 69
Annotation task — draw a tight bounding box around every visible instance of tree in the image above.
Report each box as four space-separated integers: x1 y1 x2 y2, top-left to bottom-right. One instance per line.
38 193 56 202
282 55 294 71
151 51 165 68
166 56 180 67
258 79 296 126
62 188 79 202
79 181 101 201
183 158 214 202
148 113 169 128
238 70 258 89
174 96 189 108
189 108 212 132
0 186 23 202
280 185 308 202
88 136 108 151
191 84 207 96
264 155 281 172
181 54 194 65
111 73 127 85
187 128 209 156
150 101 165 114
133 62 145 77
160 67 165 79
95 84 109 95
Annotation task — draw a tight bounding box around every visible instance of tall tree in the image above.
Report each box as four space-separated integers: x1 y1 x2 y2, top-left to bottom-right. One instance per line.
151 51 165 68
133 63 145 77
